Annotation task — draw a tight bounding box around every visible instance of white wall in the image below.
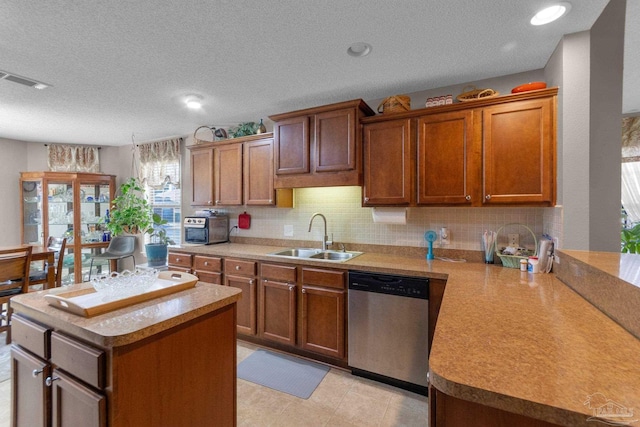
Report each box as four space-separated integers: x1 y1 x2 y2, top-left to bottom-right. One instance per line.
544 0 626 251
0 138 29 246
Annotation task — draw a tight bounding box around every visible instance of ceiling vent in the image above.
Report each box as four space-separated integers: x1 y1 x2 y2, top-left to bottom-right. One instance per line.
0 70 50 89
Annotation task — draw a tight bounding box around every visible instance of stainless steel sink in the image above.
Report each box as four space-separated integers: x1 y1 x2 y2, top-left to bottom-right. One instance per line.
309 251 362 261
270 248 322 258
268 248 363 262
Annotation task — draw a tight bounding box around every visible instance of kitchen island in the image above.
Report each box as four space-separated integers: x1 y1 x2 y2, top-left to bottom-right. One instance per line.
10 280 242 427
167 243 640 427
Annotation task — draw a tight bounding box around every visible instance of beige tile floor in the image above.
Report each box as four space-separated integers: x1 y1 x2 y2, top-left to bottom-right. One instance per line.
0 334 428 426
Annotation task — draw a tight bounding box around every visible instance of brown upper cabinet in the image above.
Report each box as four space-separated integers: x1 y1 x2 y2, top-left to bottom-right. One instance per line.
362 88 557 207
270 99 375 188
188 133 291 207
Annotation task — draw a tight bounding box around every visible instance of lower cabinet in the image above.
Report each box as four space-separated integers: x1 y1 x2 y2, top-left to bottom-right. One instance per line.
259 263 297 346
225 258 257 335
192 254 223 284
429 386 561 427
299 267 346 359
11 314 107 427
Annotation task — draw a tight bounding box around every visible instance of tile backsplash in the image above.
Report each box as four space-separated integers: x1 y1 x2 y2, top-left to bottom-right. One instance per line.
220 186 562 251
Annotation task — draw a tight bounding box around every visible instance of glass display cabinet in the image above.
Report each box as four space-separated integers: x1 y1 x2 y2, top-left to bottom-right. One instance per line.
20 172 116 284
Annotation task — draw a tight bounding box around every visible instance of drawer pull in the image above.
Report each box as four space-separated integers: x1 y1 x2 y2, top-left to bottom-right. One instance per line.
32 369 44 378
45 376 60 387
235 265 241 271
176 257 181 262
204 261 209 266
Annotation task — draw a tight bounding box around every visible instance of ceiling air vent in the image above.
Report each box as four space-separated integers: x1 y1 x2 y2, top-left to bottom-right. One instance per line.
0 70 50 89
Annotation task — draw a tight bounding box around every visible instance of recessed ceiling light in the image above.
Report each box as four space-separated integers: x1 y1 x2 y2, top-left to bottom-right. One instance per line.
185 95 203 109
347 42 372 57
531 3 571 26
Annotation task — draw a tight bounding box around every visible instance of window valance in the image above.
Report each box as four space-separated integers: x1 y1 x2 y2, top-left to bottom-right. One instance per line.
47 144 100 172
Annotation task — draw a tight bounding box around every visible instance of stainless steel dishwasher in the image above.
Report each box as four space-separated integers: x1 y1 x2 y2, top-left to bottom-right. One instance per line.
348 271 429 395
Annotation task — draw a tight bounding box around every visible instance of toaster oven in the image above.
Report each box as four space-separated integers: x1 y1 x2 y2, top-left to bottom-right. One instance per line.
183 215 229 245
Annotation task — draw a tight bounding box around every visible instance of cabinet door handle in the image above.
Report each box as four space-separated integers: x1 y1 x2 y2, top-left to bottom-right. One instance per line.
215 200 220 204
485 194 491 200
207 201 212 205
249 279 254 285
364 197 369 202
32 368 44 378
465 195 471 201
45 376 60 387
301 289 306 294
289 285 295 291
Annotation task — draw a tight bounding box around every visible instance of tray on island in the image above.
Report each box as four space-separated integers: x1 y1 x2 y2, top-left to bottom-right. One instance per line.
44 271 199 317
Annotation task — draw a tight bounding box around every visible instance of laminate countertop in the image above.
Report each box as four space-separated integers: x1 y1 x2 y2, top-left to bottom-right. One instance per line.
170 243 640 426
10 281 242 348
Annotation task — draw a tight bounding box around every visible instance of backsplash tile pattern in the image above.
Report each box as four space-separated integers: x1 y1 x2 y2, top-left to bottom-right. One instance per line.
220 187 561 252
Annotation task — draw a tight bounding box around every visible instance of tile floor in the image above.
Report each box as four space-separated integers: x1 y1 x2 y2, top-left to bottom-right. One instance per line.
0 334 429 426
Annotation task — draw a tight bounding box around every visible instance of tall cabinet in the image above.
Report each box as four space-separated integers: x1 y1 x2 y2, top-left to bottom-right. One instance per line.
20 172 116 284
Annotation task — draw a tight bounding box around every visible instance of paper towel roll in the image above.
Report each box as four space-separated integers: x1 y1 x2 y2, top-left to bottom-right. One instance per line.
372 207 407 224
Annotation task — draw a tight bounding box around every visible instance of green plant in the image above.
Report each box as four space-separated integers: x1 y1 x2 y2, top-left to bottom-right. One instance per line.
105 177 153 236
621 222 640 253
228 122 258 138
148 213 176 245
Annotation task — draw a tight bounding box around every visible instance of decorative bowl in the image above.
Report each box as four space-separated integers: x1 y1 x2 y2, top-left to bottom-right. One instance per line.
91 269 158 297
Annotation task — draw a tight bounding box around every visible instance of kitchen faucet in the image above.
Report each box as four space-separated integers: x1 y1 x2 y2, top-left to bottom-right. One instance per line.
308 212 333 251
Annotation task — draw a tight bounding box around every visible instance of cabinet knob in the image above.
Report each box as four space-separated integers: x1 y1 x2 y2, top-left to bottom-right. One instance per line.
207 201 212 205
268 199 273 203
289 285 295 291
364 197 369 202
302 289 306 294
249 279 254 285
235 265 241 271
465 195 471 201
215 200 220 204
485 194 491 200
45 376 60 387
204 261 209 266
32 368 44 378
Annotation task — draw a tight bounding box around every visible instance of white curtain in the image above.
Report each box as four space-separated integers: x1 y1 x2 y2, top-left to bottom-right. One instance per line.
138 138 182 187
622 161 640 224
622 116 640 224
47 144 100 172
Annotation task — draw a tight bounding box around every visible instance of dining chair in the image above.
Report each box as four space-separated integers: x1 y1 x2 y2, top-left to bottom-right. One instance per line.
88 235 136 280
0 246 32 344
29 236 67 289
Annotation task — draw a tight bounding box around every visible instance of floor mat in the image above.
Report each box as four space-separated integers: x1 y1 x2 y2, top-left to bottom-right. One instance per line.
237 349 329 399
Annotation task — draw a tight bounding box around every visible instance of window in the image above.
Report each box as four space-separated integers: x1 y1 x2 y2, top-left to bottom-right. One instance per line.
138 138 183 245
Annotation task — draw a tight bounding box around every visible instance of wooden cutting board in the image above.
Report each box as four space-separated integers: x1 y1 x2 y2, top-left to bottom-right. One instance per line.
44 271 199 317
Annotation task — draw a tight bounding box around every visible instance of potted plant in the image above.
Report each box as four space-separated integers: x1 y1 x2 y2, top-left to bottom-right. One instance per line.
105 177 153 236
145 213 176 267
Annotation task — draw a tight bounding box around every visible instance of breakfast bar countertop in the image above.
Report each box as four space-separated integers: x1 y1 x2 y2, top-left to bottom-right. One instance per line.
170 243 640 426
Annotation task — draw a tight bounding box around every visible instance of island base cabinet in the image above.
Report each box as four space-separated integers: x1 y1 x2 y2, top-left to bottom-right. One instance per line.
11 345 50 427
430 387 561 427
51 369 106 427
108 304 237 427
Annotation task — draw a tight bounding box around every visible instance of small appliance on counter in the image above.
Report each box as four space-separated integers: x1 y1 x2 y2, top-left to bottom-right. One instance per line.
183 213 229 245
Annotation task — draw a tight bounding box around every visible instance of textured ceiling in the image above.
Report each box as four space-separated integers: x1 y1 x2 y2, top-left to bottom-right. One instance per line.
0 0 633 146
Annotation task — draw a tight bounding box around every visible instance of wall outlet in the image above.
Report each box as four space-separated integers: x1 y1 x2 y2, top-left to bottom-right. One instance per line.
440 227 450 245
508 233 519 247
284 225 294 237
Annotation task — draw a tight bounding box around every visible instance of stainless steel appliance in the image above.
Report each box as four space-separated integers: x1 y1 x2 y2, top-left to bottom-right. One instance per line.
183 215 229 244
348 271 429 394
